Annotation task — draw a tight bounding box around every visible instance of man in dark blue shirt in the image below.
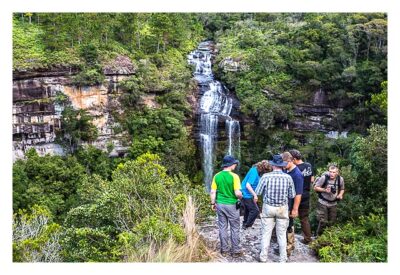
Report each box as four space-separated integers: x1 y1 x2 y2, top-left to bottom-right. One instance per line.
282 151 303 257
289 149 314 244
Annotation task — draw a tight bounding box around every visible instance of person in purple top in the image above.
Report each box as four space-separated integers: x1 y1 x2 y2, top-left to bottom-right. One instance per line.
240 160 272 229
281 151 303 257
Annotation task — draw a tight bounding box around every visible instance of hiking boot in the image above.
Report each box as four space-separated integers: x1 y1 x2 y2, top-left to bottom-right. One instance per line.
300 239 312 245
231 251 244 257
220 251 229 257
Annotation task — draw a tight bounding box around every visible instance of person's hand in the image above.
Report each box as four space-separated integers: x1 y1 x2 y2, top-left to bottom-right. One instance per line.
290 208 298 218
211 204 217 211
325 186 331 193
336 194 343 200
253 196 258 203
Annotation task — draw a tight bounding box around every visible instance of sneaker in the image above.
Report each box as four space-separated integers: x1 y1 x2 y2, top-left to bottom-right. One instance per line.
258 256 268 263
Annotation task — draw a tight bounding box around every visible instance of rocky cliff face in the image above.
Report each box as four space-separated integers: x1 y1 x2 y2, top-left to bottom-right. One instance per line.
217 54 347 137
12 56 136 160
13 54 346 161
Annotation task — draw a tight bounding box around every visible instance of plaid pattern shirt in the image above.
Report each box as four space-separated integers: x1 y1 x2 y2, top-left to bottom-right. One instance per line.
255 170 296 207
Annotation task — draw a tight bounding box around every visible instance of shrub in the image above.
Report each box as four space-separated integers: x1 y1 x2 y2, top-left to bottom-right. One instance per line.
61 227 118 262
311 212 387 262
13 205 62 262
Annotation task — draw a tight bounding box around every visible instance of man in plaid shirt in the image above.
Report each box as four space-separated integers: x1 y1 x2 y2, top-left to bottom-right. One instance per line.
255 154 295 263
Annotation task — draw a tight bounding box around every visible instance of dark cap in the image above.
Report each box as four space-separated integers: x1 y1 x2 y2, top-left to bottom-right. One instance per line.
221 155 239 168
269 154 288 167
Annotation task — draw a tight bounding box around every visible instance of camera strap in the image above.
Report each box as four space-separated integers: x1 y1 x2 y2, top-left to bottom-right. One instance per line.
318 174 340 202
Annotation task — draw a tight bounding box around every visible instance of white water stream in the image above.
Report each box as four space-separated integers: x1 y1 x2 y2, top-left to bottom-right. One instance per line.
188 41 240 191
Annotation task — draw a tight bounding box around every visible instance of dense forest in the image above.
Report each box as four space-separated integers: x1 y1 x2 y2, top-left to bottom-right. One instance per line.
12 13 387 262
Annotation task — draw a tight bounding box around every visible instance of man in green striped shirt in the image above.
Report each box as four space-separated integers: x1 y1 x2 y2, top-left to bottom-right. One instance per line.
210 155 243 257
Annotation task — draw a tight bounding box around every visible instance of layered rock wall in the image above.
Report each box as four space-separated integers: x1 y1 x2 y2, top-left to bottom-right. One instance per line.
12 56 136 160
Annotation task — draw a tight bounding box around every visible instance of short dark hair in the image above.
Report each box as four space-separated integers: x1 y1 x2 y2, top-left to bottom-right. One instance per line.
289 149 302 160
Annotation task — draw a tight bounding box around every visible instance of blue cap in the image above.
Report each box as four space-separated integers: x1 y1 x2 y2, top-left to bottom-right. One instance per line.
221 155 239 168
269 154 288 167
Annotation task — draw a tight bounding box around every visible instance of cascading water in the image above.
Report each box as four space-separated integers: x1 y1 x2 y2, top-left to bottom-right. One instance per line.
188 41 240 191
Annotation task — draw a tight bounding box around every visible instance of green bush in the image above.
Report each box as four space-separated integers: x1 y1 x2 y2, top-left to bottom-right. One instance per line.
311 212 387 262
61 227 118 262
13 205 63 262
71 67 105 86
13 150 86 222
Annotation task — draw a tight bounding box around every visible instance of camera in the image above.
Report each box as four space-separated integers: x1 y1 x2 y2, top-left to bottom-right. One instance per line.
236 200 241 210
331 186 336 194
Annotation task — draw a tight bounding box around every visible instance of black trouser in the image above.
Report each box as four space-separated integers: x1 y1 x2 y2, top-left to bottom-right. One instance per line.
242 198 259 227
299 197 312 242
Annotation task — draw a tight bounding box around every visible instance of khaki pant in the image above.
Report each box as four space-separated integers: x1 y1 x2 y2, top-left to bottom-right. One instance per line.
316 202 337 236
260 204 289 262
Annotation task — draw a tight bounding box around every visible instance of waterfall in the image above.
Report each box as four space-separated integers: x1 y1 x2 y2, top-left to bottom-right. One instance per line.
226 119 240 157
188 41 240 191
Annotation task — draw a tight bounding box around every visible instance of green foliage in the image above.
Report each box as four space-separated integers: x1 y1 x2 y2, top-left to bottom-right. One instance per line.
12 17 47 69
75 145 115 179
13 150 86 222
128 136 165 159
133 216 186 244
71 67 105 86
63 153 205 261
67 153 183 225
349 124 387 213
212 13 387 134
79 43 99 66
370 81 387 115
61 227 118 262
57 106 99 153
13 205 63 262
311 212 387 262
13 13 204 70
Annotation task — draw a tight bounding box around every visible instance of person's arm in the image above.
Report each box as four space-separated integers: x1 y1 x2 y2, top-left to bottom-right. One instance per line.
314 185 331 193
290 195 301 218
336 177 345 200
246 183 258 203
233 173 243 200
290 173 303 218
210 177 217 211
210 189 217 211
314 176 330 193
234 189 243 199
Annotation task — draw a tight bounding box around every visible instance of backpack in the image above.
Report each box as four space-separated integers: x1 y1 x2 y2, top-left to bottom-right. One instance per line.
316 174 341 202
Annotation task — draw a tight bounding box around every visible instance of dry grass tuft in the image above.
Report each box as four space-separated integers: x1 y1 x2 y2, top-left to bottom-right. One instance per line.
125 196 215 262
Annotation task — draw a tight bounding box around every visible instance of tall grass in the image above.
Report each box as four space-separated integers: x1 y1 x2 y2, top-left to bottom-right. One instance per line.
125 196 215 262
